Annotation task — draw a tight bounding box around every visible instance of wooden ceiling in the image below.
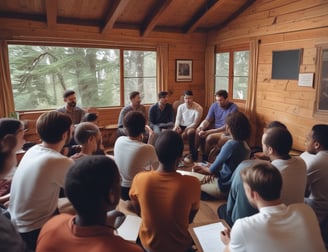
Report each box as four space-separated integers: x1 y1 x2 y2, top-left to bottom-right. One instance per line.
0 0 255 36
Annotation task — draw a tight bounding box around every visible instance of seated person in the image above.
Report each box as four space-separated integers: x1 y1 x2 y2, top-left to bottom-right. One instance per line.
218 126 307 225
148 91 174 134
300 124 328 249
220 162 325 252
70 122 104 160
117 91 147 137
36 156 143 252
8 111 74 251
130 131 201 252
195 90 237 162
114 111 158 211
193 111 251 200
0 121 27 251
173 90 203 163
0 118 27 208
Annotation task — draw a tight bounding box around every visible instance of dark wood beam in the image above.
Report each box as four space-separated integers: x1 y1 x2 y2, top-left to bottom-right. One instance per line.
211 0 255 31
45 0 57 29
102 0 131 34
185 0 224 34
141 0 173 37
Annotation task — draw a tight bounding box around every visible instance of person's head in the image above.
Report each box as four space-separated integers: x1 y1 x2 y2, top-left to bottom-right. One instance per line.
305 124 328 154
0 118 26 152
262 127 292 158
63 90 77 108
0 133 17 177
158 91 169 105
241 162 282 206
37 111 72 145
65 156 121 216
123 111 145 137
267 120 287 129
129 91 141 106
155 130 183 168
183 90 193 106
225 111 251 141
74 122 102 153
215 90 229 108
82 113 98 124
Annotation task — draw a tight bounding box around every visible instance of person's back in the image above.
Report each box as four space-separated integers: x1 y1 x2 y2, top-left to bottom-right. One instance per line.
271 156 306 204
130 131 200 252
9 111 74 250
263 127 307 205
36 156 143 252
221 162 325 252
231 203 325 252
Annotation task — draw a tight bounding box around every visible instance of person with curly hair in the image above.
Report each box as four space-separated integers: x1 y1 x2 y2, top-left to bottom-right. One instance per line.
193 111 251 200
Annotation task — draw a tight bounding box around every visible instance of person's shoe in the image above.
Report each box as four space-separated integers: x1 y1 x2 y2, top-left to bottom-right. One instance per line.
178 160 185 168
183 154 194 164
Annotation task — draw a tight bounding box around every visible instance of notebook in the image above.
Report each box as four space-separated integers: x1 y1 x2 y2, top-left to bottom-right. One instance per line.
117 215 142 242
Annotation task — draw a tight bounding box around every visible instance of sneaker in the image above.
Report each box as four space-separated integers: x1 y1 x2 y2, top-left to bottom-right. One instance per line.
183 154 194 164
178 161 185 168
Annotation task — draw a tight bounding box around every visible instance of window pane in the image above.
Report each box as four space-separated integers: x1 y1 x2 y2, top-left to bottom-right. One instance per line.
215 77 229 92
233 51 249 100
8 45 120 110
124 50 157 105
319 49 328 110
233 77 248 99
216 53 229 76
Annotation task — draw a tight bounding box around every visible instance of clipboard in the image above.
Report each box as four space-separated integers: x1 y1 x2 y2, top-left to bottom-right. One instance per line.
189 219 229 252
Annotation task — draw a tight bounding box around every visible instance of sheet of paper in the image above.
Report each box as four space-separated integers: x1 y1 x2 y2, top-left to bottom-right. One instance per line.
193 222 226 252
177 169 205 181
117 215 142 242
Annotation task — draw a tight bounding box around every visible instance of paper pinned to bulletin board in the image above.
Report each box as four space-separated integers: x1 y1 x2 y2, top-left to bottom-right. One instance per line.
298 73 314 87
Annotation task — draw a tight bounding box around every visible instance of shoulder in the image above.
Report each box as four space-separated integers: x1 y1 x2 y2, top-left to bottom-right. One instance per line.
193 102 203 110
57 106 65 112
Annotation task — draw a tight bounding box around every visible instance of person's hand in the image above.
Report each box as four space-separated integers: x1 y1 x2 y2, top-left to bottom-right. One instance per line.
198 130 206 138
173 126 182 134
201 174 215 184
192 164 210 175
145 125 153 135
220 228 231 245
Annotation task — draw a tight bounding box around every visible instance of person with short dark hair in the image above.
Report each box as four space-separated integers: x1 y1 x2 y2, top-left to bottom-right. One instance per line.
9 111 74 251
220 162 326 252
218 125 307 227
195 90 238 162
36 156 143 252
174 90 203 162
148 91 174 134
0 125 28 251
114 111 158 211
117 91 147 137
130 130 201 252
193 111 251 200
82 112 98 123
300 124 328 249
57 89 86 125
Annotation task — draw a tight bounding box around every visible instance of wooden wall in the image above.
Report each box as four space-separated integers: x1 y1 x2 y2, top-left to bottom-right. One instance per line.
208 0 328 150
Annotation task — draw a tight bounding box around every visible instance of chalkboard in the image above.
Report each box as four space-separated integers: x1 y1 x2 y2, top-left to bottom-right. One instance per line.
271 49 302 80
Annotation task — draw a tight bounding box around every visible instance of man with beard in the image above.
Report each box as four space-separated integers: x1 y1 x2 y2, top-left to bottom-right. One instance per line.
9 111 74 251
57 90 86 125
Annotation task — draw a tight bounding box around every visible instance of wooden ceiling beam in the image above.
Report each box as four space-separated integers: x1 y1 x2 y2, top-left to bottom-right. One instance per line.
45 0 57 29
102 0 131 34
185 0 226 34
141 0 173 37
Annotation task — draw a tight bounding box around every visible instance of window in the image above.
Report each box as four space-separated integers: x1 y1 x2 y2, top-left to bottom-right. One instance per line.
8 44 157 111
215 49 249 100
315 45 328 117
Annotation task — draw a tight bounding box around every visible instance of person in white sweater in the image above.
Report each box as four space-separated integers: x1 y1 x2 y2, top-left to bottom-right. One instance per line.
173 90 203 163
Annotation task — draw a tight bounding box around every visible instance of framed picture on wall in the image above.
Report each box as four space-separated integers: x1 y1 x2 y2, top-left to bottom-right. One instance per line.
176 59 192 82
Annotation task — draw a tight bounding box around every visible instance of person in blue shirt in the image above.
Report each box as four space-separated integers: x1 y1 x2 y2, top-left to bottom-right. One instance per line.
193 111 251 200
194 90 238 162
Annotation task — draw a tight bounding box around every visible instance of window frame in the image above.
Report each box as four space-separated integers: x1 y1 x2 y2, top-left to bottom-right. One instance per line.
215 44 249 103
314 44 328 120
7 41 159 113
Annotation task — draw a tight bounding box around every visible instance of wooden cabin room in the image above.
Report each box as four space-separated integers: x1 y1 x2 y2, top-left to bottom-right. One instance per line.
1 0 328 250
